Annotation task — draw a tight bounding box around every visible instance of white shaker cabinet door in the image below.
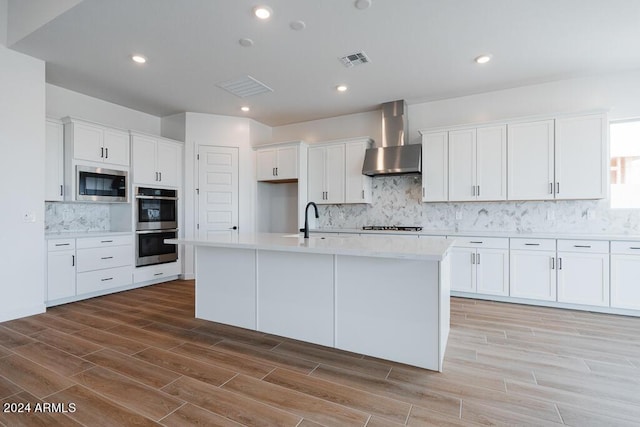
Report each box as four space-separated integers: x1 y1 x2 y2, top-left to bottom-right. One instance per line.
421 132 448 202
156 140 181 187
47 250 76 301
45 120 64 201
102 128 130 166
507 120 555 201
557 252 609 307
555 114 607 200
274 145 298 180
476 125 507 201
475 248 509 296
324 144 345 204
611 254 640 310
450 247 476 292
307 146 326 203
510 250 557 301
132 135 157 185
448 129 476 201
256 148 277 181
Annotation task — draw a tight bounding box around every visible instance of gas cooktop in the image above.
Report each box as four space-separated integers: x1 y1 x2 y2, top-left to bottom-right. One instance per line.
362 226 423 232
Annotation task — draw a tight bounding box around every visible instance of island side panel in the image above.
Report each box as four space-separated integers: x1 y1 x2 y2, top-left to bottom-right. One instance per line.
335 255 441 370
256 250 334 347
439 252 451 371
195 246 257 329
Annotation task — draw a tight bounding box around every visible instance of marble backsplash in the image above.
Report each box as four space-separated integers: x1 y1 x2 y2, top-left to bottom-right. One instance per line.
45 202 111 233
317 176 640 235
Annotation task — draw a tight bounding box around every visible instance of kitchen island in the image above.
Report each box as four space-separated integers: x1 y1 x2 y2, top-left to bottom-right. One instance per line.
168 233 453 371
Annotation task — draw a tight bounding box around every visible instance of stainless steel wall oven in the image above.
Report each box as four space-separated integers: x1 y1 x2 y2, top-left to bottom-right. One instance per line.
135 187 178 267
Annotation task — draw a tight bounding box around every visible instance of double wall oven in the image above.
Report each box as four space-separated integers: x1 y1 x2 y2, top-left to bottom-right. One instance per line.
135 187 179 267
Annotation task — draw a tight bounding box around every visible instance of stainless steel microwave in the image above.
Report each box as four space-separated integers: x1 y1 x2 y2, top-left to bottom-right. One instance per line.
76 165 128 202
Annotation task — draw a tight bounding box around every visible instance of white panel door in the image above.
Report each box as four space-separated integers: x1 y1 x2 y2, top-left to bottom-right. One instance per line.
555 114 607 199
422 132 448 202
156 140 181 187
510 250 557 301
307 146 326 203
448 129 476 201
475 248 509 296
557 252 609 306
132 135 157 185
507 120 555 200
324 144 345 204
611 255 640 310
45 120 64 201
450 247 476 292
476 125 507 201
198 146 239 239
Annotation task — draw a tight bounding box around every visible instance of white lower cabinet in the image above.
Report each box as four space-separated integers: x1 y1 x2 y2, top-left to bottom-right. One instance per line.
509 238 557 301
77 266 133 295
610 241 640 310
76 236 133 296
46 239 76 302
450 237 509 296
556 240 609 307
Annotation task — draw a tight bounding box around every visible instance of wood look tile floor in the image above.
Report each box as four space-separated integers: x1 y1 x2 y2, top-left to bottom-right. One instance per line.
1 280 639 426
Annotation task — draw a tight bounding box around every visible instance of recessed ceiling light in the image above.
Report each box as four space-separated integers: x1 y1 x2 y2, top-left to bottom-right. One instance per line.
131 55 147 64
253 5 272 19
474 54 492 64
241 106 250 112
337 85 348 92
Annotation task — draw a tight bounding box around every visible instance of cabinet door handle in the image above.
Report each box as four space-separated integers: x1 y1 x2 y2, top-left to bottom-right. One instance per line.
549 182 553 194
101 256 113 260
101 240 113 243
60 185 63 196
159 172 162 181
550 257 554 269
525 243 540 246
470 241 483 244
275 167 278 176
362 189 365 199
556 182 559 194
101 147 104 158
477 185 480 197
72 255 75 267
105 147 108 159
573 245 591 248
472 186 476 196
477 253 480 264
154 272 164 276
558 257 562 270
101 277 113 282
471 253 475 264
422 187 425 197
629 247 640 250
55 243 70 247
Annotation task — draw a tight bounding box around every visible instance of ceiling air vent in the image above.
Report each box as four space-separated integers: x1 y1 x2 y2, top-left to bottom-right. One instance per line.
339 51 370 68
216 75 273 98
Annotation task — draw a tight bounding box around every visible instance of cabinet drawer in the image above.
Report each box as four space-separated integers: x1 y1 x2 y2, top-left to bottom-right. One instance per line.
510 238 555 251
610 241 640 255
76 245 132 272
77 234 133 249
48 239 76 251
77 266 132 295
451 236 509 249
133 261 180 283
557 239 608 253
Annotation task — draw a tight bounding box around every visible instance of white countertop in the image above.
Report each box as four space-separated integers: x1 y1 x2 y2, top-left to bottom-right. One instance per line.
168 232 453 261
45 231 132 240
313 228 640 241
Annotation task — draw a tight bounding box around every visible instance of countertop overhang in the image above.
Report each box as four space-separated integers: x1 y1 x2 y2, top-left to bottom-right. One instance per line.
167 232 452 261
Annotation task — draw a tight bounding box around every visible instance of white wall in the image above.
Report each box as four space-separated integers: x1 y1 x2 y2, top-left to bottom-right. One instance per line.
271 110 381 145
177 113 257 278
0 46 46 321
46 84 161 134
0 0 7 46
5 0 81 46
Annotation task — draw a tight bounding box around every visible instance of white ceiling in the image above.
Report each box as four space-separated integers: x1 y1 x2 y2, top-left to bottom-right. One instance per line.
8 0 640 126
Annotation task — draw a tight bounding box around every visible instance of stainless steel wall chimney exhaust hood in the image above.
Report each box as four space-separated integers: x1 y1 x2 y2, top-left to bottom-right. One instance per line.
362 100 422 176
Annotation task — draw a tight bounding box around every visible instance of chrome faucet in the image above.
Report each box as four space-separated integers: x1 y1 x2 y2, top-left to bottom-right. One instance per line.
302 202 319 239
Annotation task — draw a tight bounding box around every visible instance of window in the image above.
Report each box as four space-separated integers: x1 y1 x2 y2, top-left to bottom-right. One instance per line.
610 120 640 208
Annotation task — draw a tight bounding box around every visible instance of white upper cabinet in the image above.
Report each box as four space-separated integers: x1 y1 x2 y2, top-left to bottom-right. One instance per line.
256 144 299 181
421 131 448 202
45 119 64 201
555 113 607 199
131 133 182 188
507 120 555 201
308 144 345 204
448 126 506 201
508 113 607 201
345 139 373 203
308 138 372 205
64 118 130 167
